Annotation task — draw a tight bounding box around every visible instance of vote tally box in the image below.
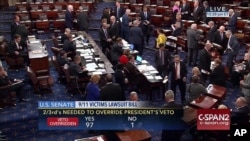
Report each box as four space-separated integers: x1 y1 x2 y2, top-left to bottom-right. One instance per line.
38 101 186 130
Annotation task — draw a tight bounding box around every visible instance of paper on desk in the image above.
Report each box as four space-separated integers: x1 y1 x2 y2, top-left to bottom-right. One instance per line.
146 66 156 71
155 76 163 80
146 75 154 80
98 63 105 68
76 44 83 48
92 71 102 75
149 70 158 74
137 65 147 72
96 69 106 72
97 136 104 141
142 60 148 64
29 40 40 44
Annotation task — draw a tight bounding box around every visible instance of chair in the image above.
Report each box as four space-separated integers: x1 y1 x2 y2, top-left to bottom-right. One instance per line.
51 55 65 83
0 85 17 107
42 5 50 11
27 66 53 95
63 64 89 97
144 0 151 5
156 0 163 6
54 4 63 11
35 20 50 33
57 12 65 19
38 13 48 20
5 54 25 70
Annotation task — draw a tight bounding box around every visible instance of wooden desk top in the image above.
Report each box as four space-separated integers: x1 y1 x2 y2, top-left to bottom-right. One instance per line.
28 40 48 59
75 135 108 141
116 130 151 141
205 84 227 100
189 95 218 109
182 106 197 124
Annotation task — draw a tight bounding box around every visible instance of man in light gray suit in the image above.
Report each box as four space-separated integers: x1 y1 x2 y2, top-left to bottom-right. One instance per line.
225 30 239 74
187 23 202 66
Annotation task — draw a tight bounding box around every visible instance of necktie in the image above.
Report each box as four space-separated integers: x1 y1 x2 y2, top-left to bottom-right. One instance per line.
104 29 108 39
144 12 147 18
16 42 20 50
175 63 178 80
161 51 164 65
220 32 223 40
117 7 119 18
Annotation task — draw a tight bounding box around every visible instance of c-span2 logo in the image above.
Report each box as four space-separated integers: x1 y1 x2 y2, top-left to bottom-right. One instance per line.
197 109 230 130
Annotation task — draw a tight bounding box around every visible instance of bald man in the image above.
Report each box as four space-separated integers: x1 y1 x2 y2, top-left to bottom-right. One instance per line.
225 9 237 33
231 97 250 124
213 26 228 55
65 5 74 29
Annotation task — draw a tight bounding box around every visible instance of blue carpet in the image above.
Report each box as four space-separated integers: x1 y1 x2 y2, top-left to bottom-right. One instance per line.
0 1 245 141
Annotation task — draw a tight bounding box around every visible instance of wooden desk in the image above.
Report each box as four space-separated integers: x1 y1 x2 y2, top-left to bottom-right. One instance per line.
182 107 197 124
205 84 226 100
189 95 218 109
28 39 49 74
116 130 151 141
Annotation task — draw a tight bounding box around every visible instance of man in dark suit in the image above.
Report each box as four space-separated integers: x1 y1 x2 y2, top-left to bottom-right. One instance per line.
206 21 217 43
180 0 191 20
161 90 184 141
114 1 125 20
187 23 202 66
65 5 74 29
139 6 152 45
192 0 203 24
99 22 112 54
0 66 28 103
202 1 211 24
198 42 212 84
209 58 226 87
225 30 240 74
124 55 141 92
121 9 131 42
129 19 144 55
225 9 237 34
231 97 250 124
77 6 89 32
155 43 171 77
213 26 228 56
100 73 125 101
167 55 187 103
63 34 76 58
61 28 71 44
69 55 87 79
111 37 123 66
11 15 28 48
109 16 120 41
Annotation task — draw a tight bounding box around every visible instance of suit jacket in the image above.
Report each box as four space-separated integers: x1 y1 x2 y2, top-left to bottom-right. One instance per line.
65 10 74 29
172 27 182 37
231 105 250 124
109 21 120 40
61 34 68 44
206 25 217 42
192 6 203 24
99 28 110 48
180 3 190 20
10 22 18 39
139 11 151 21
114 69 126 89
209 64 226 87
111 43 123 62
7 41 24 55
167 61 187 82
228 35 240 55
187 82 207 102
121 14 130 32
69 62 82 77
198 48 211 72
63 39 76 53
227 14 237 33
77 12 89 31
213 31 228 50
187 28 201 49
202 6 211 24
241 72 250 97
124 62 141 84
114 6 125 19
129 26 143 45
100 82 125 101
155 49 171 67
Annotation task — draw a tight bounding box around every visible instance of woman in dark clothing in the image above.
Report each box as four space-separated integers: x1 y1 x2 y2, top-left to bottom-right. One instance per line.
209 58 226 87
